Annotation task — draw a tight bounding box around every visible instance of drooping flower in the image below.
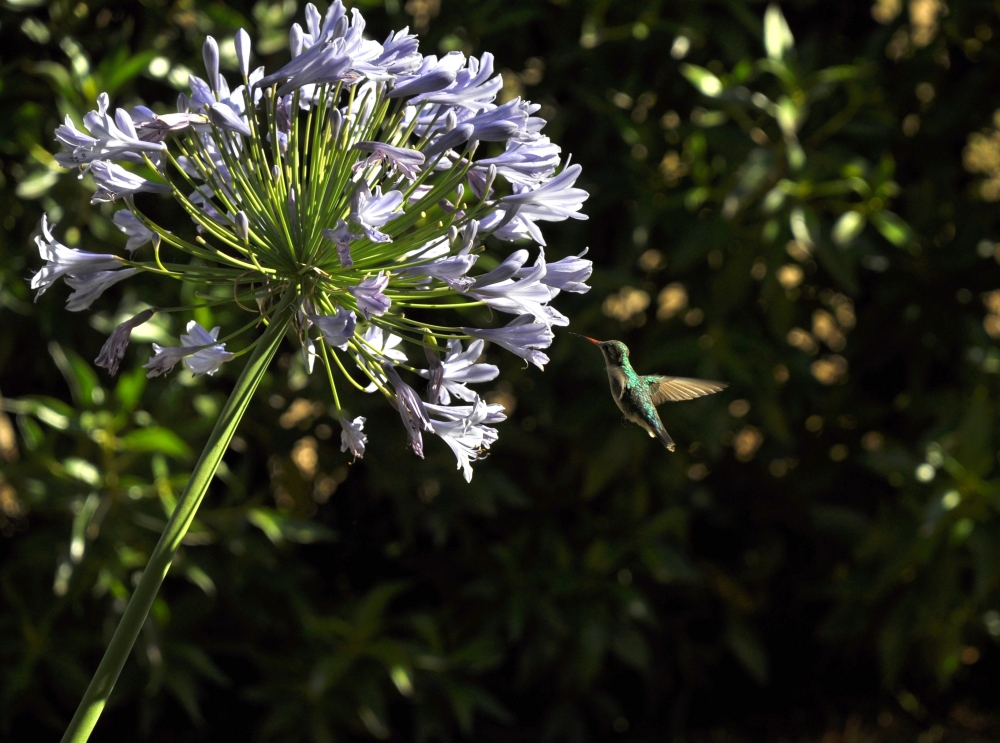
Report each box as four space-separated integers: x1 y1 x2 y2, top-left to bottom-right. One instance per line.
384 363 432 457
349 272 391 320
30 215 121 298
312 306 357 350
95 309 155 375
113 210 156 252
427 396 504 482
89 161 171 203
143 321 233 378
33 0 590 479
340 416 367 459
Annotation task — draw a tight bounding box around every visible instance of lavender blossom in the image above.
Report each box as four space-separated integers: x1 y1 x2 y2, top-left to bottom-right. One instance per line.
312 306 357 349
464 316 554 370
418 339 498 404
321 219 358 266
387 52 465 99
30 215 121 298
113 210 155 252
410 53 503 109
519 248 593 294
340 415 367 459
462 249 565 325
65 268 138 312
427 397 503 482
54 94 166 166
90 161 171 203
348 272 391 320
353 141 425 179
95 309 155 375
350 184 403 243
143 321 233 378
384 363 432 457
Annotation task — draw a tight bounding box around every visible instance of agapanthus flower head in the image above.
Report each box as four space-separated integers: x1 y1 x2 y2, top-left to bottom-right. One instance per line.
34 1 591 480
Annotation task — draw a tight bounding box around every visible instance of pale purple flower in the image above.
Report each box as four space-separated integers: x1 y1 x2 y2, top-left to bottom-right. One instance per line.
387 51 465 99
462 249 565 325
209 102 251 136
418 339 498 404
143 321 233 378
130 107 207 143
464 98 532 142
321 219 358 267
340 415 367 459
90 161 171 203
113 210 155 252
423 123 475 158
350 184 403 242
475 136 561 186
500 162 589 221
65 268 138 312
427 397 503 482
463 316 554 370
398 253 478 284
312 306 357 349
353 141 425 179
410 53 502 110
54 94 166 166
95 309 155 375
425 399 507 425
254 34 353 95
30 215 120 298
518 248 592 294
348 272 391 320
384 363 432 457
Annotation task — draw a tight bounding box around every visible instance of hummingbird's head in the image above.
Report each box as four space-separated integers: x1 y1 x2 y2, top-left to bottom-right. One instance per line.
597 339 629 366
572 333 630 365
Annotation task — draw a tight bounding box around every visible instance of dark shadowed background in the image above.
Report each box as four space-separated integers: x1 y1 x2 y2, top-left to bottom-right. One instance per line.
3 0 1000 740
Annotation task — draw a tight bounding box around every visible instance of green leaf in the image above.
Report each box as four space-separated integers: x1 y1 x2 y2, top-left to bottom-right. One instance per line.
15 169 59 199
764 4 795 61
101 49 159 95
114 367 147 412
869 209 913 248
726 615 769 685
832 210 866 247
63 457 101 486
247 508 285 544
680 64 723 97
119 428 192 459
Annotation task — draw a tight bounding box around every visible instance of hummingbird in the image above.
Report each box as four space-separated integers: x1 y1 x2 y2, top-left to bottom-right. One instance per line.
575 335 727 451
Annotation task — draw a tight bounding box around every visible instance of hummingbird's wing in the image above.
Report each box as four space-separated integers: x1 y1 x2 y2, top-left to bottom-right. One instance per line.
644 375 727 405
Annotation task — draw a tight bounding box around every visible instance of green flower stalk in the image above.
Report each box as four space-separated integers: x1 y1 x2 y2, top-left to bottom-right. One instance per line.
34 4 592 739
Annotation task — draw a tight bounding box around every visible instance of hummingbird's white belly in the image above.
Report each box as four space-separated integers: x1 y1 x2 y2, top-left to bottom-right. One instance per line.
606 366 658 438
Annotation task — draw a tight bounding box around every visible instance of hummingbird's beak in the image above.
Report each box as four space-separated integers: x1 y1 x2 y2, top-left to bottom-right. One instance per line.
569 332 600 345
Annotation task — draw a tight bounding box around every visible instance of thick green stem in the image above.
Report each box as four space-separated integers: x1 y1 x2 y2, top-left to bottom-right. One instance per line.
60 302 294 743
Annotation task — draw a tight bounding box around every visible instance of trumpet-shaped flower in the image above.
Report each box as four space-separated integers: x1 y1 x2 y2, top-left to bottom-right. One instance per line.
143 321 233 378
340 416 367 459
419 339 498 404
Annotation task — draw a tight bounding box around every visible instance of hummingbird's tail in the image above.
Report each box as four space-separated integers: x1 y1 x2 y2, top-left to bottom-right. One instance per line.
653 423 676 452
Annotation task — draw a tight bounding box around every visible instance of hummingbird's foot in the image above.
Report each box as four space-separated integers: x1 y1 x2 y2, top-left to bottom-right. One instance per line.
621 416 630 428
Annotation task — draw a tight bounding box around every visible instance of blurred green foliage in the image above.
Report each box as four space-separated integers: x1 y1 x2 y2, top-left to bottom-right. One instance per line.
5 0 1000 740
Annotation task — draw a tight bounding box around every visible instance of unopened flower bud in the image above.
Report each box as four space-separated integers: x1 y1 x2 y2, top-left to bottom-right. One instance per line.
202 36 220 93
177 93 189 113
235 28 252 78
329 109 343 143
234 211 249 242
